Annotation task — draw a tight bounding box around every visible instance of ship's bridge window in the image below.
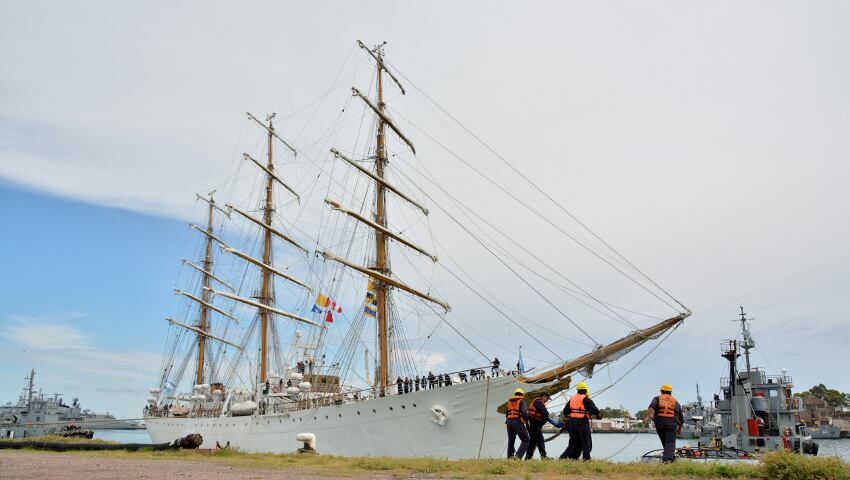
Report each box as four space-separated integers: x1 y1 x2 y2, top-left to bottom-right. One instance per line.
769 390 778 397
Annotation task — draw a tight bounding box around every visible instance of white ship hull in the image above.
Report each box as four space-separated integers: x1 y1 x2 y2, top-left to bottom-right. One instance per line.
147 377 546 458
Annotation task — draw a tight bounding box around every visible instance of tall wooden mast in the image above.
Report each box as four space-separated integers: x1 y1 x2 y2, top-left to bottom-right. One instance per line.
323 40 449 393
373 46 391 392
196 194 216 385
259 113 276 384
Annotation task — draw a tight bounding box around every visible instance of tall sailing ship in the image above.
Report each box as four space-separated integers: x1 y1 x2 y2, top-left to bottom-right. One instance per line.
144 40 691 458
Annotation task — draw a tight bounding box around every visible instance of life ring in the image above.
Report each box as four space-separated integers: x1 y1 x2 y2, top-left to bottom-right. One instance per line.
272 385 281 394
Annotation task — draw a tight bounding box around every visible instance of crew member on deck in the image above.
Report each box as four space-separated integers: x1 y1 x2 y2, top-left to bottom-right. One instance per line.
525 392 561 459
505 388 530 459
645 383 684 463
560 382 601 461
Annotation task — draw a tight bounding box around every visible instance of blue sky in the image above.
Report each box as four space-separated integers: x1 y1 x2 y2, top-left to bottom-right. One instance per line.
0 182 182 417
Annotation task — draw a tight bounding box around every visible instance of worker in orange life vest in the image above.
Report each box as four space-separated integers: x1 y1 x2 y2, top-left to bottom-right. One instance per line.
559 381 601 461
645 383 684 463
524 392 564 459
505 388 530 459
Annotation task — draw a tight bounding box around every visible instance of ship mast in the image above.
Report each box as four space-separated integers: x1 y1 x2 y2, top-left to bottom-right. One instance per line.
321 40 448 395
196 194 216 385
259 113 276 385
27 368 35 409
373 45 391 392
737 306 754 375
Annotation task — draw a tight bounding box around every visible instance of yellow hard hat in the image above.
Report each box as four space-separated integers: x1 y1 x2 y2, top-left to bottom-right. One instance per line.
514 388 525 395
660 384 673 392
576 381 588 391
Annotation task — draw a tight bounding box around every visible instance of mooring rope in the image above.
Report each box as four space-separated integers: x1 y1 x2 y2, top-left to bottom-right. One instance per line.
477 377 491 459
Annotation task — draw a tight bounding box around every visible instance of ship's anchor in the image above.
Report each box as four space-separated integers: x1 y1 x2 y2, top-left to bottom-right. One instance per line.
430 405 448 426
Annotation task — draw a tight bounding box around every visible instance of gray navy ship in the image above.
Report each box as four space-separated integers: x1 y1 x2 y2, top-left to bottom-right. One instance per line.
697 308 819 455
1 369 143 438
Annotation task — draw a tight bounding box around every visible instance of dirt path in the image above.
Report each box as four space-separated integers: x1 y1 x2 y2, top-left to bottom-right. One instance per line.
0 451 393 480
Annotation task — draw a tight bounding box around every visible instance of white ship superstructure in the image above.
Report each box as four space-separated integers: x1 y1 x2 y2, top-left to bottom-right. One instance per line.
145 40 691 457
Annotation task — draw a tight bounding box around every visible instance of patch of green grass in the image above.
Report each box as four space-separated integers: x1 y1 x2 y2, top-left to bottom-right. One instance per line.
7 445 849 479
760 451 850 480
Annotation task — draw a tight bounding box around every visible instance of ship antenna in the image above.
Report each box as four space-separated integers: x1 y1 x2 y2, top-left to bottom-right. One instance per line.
735 306 755 376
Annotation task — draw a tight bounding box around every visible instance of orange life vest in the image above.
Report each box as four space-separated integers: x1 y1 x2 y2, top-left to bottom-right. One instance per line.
568 393 589 419
528 397 546 422
657 394 678 418
506 396 524 420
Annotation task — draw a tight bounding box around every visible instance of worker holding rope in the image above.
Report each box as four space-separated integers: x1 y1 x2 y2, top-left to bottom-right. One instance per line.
524 392 563 459
645 383 684 463
559 382 601 461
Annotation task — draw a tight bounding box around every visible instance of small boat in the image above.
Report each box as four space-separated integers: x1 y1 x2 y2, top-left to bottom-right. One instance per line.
641 446 760 464
808 425 841 439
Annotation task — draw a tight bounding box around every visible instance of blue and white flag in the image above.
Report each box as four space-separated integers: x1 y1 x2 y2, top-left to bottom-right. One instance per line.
517 346 525 374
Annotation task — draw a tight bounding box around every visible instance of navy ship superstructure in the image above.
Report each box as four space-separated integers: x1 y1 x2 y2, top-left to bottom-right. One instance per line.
699 308 818 455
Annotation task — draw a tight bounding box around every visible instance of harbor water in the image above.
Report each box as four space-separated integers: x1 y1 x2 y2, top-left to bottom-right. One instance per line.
94 430 850 463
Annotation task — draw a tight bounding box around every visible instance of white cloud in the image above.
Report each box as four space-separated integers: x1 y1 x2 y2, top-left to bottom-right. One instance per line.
1 316 160 382
1 317 93 350
411 351 449 373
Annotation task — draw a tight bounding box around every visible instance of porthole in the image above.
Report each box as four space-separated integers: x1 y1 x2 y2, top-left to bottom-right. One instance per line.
372 409 376 413
401 405 406 409
324 415 328 419
314 417 317 420
338 414 342 418
389 406 394 411
357 411 361 415
413 403 417 407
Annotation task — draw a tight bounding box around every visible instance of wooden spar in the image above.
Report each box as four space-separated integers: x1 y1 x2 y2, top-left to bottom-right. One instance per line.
206 288 324 328
246 112 297 156
174 289 239 324
318 250 450 312
220 246 312 291
324 199 437 261
190 224 230 249
351 87 416 154
166 317 244 350
195 193 231 218
226 203 309 254
181 259 235 292
356 40 405 95
243 153 301 202
330 148 429 216
521 312 690 384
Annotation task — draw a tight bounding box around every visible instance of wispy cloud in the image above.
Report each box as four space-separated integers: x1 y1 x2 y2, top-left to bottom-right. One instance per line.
1 316 160 381
411 351 448 372
1 316 93 349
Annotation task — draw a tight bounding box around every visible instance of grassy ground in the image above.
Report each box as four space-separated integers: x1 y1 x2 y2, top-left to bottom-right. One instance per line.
5 437 848 479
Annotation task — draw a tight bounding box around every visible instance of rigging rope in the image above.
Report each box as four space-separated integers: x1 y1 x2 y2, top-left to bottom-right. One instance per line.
387 61 689 314
389 108 681 314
